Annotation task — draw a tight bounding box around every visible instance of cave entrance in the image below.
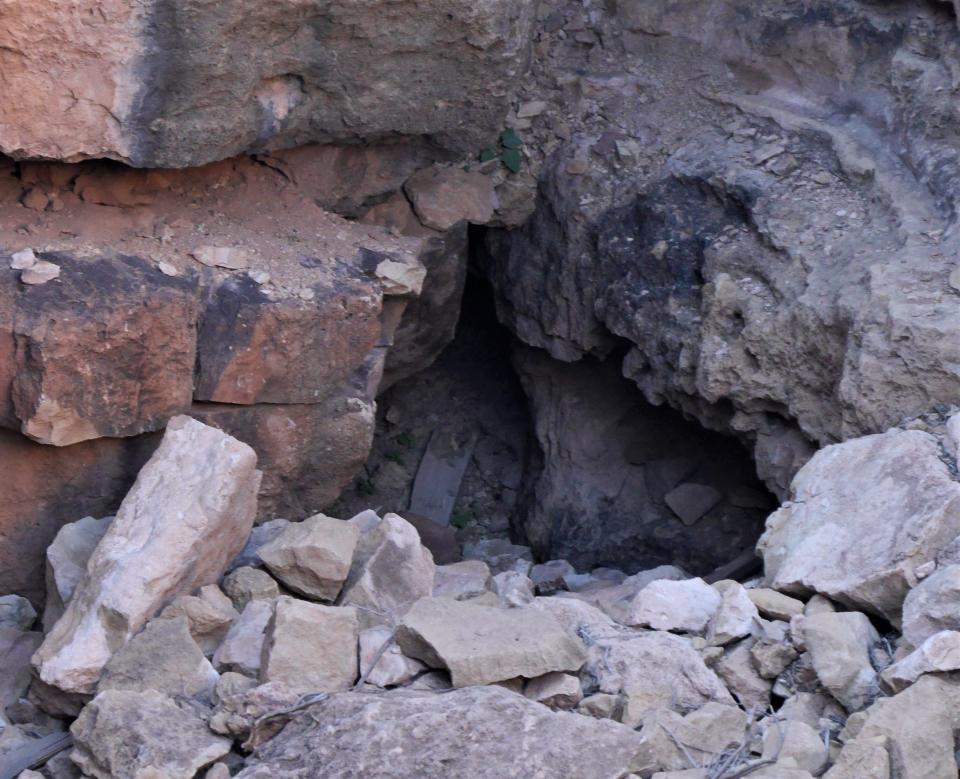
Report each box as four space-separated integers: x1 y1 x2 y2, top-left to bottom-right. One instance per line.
335 266 775 580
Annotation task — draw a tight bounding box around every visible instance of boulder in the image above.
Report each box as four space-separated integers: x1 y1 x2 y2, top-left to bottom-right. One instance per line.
42 515 112 632
235 686 652 779
748 589 805 621
759 429 960 621
803 611 880 710
0 595 36 631
209 679 300 740
901 564 960 648
761 720 829 775
213 599 274 677
530 559 576 595
257 514 359 601
222 567 280 612
0 628 42 708
524 672 583 710
714 638 771 712
156 585 239 656
880 630 960 693
33 417 260 694
395 597 587 687
626 577 721 633
358 626 427 687
98 617 218 702
70 690 232 779
404 167 499 231
583 631 734 722
824 737 890 779
433 560 493 601
261 597 359 693
341 513 435 628
493 570 535 607
707 580 759 646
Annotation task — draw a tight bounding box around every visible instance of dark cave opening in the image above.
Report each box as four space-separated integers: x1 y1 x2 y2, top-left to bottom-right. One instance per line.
336 249 776 579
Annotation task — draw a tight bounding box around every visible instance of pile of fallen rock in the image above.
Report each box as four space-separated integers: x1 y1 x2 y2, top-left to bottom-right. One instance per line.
2 413 960 778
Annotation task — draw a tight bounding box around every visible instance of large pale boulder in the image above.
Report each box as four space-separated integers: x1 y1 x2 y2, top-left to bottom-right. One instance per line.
395 597 587 687
341 513 435 628
33 417 261 694
758 429 960 621
235 687 652 779
70 690 232 779
626 577 721 633
901 564 960 648
707 580 759 646
803 611 880 711
881 630 960 692
257 514 359 601
42 515 112 632
261 597 359 693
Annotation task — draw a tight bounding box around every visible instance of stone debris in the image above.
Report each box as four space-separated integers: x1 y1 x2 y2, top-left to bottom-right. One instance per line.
404 167 498 231
900 564 960 648
881 630 960 693
156 585 239 656
257 514 359 601
664 483 723 526
524 671 583 710
10 248 36 269
0 595 36 631
221 566 280 611
20 260 61 285
358 626 427 687
627 576 721 633
492 570 535 607
707 580 758 645
803 611 880 711
191 245 250 269
212 599 274 677
747 588 805 621
42 515 112 632
432 559 493 600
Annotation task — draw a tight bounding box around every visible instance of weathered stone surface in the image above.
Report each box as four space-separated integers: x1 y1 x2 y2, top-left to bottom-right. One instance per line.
664 483 722 526
626 577 721 633
404 167 499 231
823 736 890 779
257 514 358 601
221 567 280 612
493 570 535 607
881 630 960 693
759 430 960 621
524 671 583 710
227 519 290 572
433 560 494 601
708 580 759 646
0 628 42 708
42 515 112 632
803 611 880 711
901 564 960 648
210 680 300 740
236 686 650 779
748 589 805 621
395 597 587 687
156 585 238 656
4 255 199 445
341 513 435 628
761 720 829 775
584 631 733 721
0 2 535 166
751 639 799 680
261 597 359 693
0 595 35 631
358 626 427 688
98 617 218 702
70 690 232 779
213 600 274 677
34 417 260 694
462 538 533 576
714 638 771 712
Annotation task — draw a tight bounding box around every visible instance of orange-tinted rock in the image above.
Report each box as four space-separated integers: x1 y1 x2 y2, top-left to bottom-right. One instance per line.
3 254 200 446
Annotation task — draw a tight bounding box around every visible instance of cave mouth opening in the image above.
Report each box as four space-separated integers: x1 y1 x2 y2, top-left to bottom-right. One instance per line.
335 254 776 581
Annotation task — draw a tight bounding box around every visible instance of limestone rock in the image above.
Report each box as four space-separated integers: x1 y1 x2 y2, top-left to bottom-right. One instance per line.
395 597 587 687
748 588 804 621
761 720 829 775
759 430 960 621
0 628 42 708
42 515 112 632
901 564 960 648
0 595 35 631
404 168 499 231
584 631 734 721
213 598 275 677
210 680 300 740
341 513 435 628
881 630 960 693
257 514 358 601
235 686 651 779
433 560 493 600
358 626 427 687
626 578 721 634
33 417 260 695
157 585 239 656
530 559 576 595
20 260 60 286
679 702 749 754
70 690 232 779
493 570 535 607
227 519 290 572
823 736 890 779
524 671 583 710
750 639 799 680
578 693 623 720
714 638 771 712
261 597 359 693
530 595 621 643
462 538 533 575
707 580 759 646
222 567 280 612
803 611 880 710
98 617 218 702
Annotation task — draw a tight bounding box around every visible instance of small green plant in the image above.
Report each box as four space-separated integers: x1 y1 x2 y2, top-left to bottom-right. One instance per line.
356 477 375 497
394 431 416 449
384 450 405 466
479 128 524 174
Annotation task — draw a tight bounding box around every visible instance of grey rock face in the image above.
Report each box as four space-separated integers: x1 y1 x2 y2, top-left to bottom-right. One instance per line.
235 686 651 779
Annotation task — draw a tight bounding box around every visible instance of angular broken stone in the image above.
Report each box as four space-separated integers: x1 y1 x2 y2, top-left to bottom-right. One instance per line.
881 630 960 693
823 736 890 779
210 679 300 740
493 570 535 607
901 564 960 648
0 595 36 631
530 559 575 594
748 588 804 621
261 596 359 693
761 719 828 775
803 611 879 710
70 690 232 779
33 417 261 695
664 483 722 526
192 245 250 270
258 514 359 601
395 597 587 687
212 599 274 677
626 577 721 634
1 627 42 708
707 580 759 645
235 687 650 779
98 617 219 702
20 260 61 285
42 515 112 632
227 518 291 572
222 566 280 612
524 671 583 710
404 167 498 231
462 538 533 575
714 638 771 712
433 560 493 600
341 513 435 628
759 429 960 621
10 248 36 270
157 585 239 656
359 626 426 687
